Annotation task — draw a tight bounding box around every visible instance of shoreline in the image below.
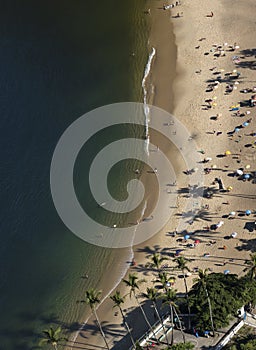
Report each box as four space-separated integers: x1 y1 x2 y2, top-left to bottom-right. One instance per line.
69 1 180 348
70 0 256 349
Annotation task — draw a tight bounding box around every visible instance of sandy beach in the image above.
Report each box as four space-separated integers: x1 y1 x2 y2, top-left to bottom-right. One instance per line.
69 0 256 349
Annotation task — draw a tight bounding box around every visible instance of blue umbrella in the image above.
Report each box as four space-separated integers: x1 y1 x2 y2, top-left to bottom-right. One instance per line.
235 127 240 133
245 210 251 215
243 122 249 127
224 270 230 275
244 174 250 179
184 234 190 240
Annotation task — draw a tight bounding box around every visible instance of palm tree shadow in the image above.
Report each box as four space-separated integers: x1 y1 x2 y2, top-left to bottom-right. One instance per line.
236 238 256 252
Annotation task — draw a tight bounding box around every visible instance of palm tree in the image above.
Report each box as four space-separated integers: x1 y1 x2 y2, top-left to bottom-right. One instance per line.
193 269 215 336
148 253 168 273
123 273 159 342
84 289 110 350
39 326 67 350
244 253 256 280
160 288 185 345
173 256 191 329
110 291 136 348
154 271 175 292
143 287 170 346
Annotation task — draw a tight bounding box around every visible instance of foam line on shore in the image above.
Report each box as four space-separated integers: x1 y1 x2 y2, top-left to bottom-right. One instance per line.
142 47 156 154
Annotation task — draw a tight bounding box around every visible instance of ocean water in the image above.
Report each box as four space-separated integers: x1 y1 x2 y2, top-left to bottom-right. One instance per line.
0 1 151 349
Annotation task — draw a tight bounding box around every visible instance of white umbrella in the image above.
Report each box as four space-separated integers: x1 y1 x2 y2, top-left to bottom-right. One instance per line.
231 232 237 238
236 169 243 176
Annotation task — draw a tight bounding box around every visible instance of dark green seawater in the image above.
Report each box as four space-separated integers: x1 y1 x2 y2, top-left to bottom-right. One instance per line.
0 1 150 349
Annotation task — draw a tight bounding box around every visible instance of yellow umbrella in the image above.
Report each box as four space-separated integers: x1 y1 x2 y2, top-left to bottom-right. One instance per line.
225 150 231 156
245 164 251 169
227 186 233 192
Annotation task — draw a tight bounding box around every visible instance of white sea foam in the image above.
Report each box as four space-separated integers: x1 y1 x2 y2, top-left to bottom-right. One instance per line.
142 47 156 154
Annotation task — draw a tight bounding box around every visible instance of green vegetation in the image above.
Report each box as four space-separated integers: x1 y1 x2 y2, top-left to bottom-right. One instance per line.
39 253 256 350
110 290 136 348
224 325 256 350
84 288 110 350
164 342 195 349
39 326 67 350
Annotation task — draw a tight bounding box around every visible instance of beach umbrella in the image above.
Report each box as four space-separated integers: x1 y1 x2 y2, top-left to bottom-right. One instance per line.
212 164 217 169
175 249 183 256
227 186 233 191
224 270 230 275
244 174 250 180
235 128 240 132
245 164 251 169
195 239 200 244
245 210 252 216
184 234 190 240
236 169 243 176
231 232 237 238
225 150 231 156
229 211 236 217
243 122 249 127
